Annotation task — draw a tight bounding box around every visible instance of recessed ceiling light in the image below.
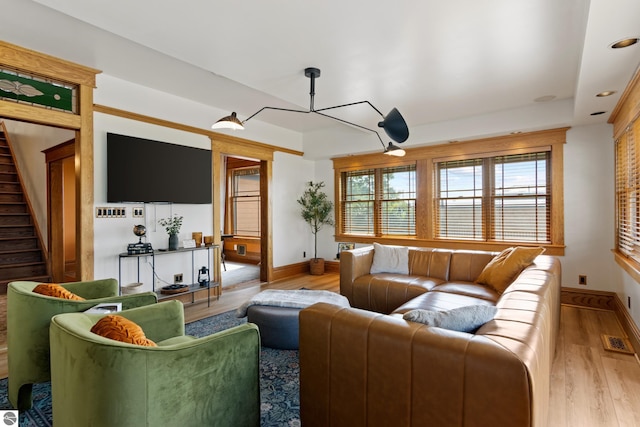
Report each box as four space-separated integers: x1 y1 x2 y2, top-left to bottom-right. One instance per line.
534 95 556 102
510 131 522 134
610 38 639 49
596 91 616 97
590 111 607 116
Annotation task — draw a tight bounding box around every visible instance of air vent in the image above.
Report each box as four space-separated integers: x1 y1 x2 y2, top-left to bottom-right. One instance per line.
237 244 247 256
601 334 634 354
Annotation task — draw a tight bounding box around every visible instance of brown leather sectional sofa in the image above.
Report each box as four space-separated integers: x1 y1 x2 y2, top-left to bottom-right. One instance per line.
300 246 561 427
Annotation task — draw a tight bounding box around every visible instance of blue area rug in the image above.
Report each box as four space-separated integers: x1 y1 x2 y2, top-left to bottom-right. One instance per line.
0 310 300 426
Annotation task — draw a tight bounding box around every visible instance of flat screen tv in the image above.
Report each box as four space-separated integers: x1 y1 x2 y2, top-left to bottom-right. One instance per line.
107 132 212 204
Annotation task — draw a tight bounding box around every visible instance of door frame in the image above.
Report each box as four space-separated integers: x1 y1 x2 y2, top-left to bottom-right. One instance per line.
43 139 75 282
0 41 99 281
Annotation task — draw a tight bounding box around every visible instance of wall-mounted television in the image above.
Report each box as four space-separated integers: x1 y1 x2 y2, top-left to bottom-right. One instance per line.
107 132 212 204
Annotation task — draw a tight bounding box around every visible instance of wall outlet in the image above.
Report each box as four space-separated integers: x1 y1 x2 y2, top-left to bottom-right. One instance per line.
578 275 587 285
174 273 183 283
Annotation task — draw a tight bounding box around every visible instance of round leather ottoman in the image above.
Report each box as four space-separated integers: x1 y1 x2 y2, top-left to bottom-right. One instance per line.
246 305 302 350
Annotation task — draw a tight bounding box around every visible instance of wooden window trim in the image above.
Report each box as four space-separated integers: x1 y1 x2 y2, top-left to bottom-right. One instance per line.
333 128 567 255
611 67 640 281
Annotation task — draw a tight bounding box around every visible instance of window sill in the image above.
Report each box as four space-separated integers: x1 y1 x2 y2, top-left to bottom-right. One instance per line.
335 235 565 256
613 249 640 284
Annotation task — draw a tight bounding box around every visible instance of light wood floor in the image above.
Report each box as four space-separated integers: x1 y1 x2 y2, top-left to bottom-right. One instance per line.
0 273 639 426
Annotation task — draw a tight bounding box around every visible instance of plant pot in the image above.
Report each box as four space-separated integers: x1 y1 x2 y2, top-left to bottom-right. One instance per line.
309 258 325 275
168 233 179 251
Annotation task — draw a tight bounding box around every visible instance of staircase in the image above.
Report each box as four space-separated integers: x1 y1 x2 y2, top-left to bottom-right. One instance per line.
0 123 50 293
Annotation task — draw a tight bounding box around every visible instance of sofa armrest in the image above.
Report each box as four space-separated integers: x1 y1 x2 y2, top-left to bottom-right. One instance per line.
339 246 374 304
50 308 260 427
63 278 119 299
300 303 534 427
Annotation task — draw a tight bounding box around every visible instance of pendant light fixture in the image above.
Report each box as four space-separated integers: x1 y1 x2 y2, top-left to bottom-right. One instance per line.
212 67 409 156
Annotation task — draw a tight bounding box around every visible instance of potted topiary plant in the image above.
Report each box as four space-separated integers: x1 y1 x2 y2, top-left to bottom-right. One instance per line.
297 181 334 275
158 214 183 250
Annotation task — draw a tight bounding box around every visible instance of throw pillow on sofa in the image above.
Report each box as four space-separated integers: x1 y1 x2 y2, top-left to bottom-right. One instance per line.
475 246 545 294
403 305 498 333
369 242 409 274
32 283 85 301
91 315 157 347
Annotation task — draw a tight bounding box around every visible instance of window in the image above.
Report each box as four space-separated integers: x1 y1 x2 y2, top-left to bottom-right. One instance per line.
435 152 550 243
616 120 640 263
333 128 565 254
341 165 416 236
231 168 261 237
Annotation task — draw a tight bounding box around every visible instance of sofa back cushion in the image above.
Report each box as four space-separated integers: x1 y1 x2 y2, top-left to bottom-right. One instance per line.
408 249 451 280
449 251 498 282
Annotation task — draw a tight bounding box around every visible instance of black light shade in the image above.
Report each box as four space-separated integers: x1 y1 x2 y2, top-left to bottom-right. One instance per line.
378 108 409 143
213 68 410 155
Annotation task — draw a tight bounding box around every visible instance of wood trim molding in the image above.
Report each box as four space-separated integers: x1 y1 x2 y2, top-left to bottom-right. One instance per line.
561 287 616 310
609 66 640 139
613 293 640 357
94 104 303 157
332 127 567 256
0 41 100 87
1 41 99 282
271 260 340 280
562 287 640 353
272 261 309 281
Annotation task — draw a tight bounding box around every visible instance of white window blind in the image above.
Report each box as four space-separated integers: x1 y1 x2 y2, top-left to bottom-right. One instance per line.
493 152 550 242
435 159 483 239
232 168 261 237
616 120 640 262
341 165 416 236
342 169 375 235
435 152 550 243
380 165 416 235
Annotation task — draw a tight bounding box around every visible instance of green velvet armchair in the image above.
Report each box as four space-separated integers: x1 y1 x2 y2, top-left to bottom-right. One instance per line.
7 279 158 410
49 300 261 427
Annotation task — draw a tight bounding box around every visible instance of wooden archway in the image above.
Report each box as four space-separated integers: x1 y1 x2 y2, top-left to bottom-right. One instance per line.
0 41 100 280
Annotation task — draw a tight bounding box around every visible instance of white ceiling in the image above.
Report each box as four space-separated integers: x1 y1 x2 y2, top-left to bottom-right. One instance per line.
5 0 640 138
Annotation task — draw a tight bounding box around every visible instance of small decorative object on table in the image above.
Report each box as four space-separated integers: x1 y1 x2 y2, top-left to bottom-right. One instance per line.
158 214 183 251
160 284 189 294
198 266 210 287
127 225 153 255
192 232 203 246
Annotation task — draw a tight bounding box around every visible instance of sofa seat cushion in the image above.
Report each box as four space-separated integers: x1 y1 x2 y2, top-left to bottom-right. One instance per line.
391 290 495 315
431 281 500 302
352 274 444 314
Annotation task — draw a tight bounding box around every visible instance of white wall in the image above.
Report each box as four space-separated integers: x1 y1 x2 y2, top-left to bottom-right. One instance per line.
562 124 616 291
271 152 315 266
93 74 308 290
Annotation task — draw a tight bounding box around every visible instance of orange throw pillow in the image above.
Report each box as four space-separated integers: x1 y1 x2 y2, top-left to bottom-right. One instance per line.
90 315 157 347
475 247 545 294
32 283 85 301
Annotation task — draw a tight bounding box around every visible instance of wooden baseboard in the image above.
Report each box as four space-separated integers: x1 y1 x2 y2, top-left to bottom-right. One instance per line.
271 260 340 281
562 287 640 353
272 261 309 281
613 294 640 357
561 287 616 310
